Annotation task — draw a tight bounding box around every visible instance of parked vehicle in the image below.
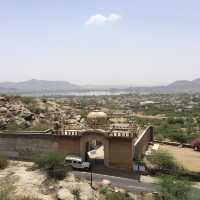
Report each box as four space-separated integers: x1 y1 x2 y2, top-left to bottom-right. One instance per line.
64 155 90 170
192 139 200 151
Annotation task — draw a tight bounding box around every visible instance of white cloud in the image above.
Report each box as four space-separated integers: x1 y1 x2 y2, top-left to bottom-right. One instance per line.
107 14 121 23
85 13 121 25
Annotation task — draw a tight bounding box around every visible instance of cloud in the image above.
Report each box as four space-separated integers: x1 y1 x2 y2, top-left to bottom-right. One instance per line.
85 13 121 25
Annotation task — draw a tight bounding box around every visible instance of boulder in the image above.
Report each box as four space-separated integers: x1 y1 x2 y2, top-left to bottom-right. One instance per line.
36 102 47 112
57 188 73 200
0 96 7 102
0 107 8 113
9 105 22 115
21 111 35 121
16 118 31 128
39 113 45 119
0 118 7 129
6 111 14 118
101 179 111 186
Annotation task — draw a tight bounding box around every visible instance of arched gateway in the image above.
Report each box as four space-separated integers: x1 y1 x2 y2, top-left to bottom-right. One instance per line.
80 130 109 167
54 110 153 171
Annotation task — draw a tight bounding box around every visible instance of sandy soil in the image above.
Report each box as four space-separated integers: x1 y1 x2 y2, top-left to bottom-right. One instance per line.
0 161 99 200
0 161 55 200
160 144 200 172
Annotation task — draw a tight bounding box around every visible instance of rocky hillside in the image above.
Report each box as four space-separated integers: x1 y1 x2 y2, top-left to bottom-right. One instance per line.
0 94 98 131
0 96 74 131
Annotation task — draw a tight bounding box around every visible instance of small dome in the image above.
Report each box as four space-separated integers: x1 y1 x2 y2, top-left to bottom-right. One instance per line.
87 110 108 127
87 111 108 119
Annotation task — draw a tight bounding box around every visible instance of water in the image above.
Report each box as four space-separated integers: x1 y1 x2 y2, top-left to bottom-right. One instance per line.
22 90 130 97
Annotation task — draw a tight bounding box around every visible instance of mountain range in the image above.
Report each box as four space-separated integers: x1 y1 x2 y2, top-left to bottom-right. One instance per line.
125 78 200 94
0 79 81 92
0 78 200 95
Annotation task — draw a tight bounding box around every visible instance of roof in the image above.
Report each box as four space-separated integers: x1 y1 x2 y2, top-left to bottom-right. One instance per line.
87 110 108 119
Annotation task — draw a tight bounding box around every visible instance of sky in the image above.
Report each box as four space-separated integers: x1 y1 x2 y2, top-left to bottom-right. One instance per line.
0 0 200 86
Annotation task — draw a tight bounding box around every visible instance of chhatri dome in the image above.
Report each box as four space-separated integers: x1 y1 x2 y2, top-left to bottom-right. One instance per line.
87 110 108 127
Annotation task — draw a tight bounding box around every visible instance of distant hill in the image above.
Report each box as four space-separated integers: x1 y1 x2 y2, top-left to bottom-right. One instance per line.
1 78 200 95
0 79 82 93
126 78 200 93
165 78 200 93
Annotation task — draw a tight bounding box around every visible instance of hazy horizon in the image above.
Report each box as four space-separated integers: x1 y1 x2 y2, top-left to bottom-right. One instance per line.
1 0 200 85
1 77 200 88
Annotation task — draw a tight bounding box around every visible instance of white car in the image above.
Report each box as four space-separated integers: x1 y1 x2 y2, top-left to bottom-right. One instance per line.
64 155 90 170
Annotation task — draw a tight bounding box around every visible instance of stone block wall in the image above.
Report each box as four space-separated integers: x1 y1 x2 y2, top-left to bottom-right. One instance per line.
0 133 80 160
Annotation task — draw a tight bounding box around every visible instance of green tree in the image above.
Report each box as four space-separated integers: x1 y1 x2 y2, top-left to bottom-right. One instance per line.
33 152 69 180
147 150 182 175
157 175 191 200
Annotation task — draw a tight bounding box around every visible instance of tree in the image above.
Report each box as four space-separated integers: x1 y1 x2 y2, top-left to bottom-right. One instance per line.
147 150 182 175
157 175 191 200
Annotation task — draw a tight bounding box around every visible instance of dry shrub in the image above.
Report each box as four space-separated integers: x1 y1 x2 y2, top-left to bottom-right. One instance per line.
0 155 8 170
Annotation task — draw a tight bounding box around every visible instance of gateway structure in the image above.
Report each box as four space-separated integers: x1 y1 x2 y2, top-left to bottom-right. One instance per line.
54 110 153 171
0 110 153 172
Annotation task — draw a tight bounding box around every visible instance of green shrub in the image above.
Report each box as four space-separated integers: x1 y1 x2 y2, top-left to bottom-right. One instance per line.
0 187 10 200
72 188 81 200
26 122 50 131
20 97 35 105
105 191 133 200
147 150 182 175
187 188 200 200
27 104 45 114
157 175 192 200
155 134 165 141
33 152 68 180
170 132 192 143
0 155 8 170
168 118 184 125
99 186 109 195
0 182 15 200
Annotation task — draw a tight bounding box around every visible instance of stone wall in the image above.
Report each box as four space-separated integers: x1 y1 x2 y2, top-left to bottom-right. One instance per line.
0 129 153 172
133 126 153 160
0 133 80 160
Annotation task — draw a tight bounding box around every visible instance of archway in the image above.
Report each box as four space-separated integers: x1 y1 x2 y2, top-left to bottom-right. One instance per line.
85 139 104 166
80 131 109 168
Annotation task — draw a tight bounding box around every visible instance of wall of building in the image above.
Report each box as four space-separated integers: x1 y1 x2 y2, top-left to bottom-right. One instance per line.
108 138 133 171
0 133 80 160
0 129 151 172
133 126 153 160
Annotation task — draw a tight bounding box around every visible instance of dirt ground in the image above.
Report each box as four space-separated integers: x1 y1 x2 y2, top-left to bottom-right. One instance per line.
0 161 99 200
0 160 158 200
133 112 167 120
159 144 200 172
